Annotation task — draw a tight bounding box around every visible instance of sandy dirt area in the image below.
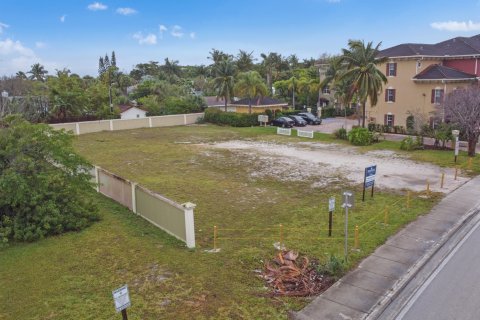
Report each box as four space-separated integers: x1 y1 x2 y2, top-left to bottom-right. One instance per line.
204 140 468 193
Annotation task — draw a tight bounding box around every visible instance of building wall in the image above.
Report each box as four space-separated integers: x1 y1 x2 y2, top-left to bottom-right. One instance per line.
120 107 147 120
234 105 289 114
443 59 478 75
370 59 460 128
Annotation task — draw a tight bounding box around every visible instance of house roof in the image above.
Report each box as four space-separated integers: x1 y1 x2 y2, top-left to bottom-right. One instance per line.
378 34 480 58
230 96 288 106
203 96 226 106
118 105 147 113
413 64 478 81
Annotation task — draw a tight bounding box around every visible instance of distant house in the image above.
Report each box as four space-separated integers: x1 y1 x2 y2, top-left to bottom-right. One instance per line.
204 96 288 113
118 105 147 120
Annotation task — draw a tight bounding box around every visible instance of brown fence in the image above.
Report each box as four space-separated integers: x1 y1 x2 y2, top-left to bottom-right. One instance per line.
50 113 204 135
93 166 196 248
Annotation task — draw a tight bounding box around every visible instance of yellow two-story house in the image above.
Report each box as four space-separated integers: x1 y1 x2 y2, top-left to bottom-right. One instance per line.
369 35 480 129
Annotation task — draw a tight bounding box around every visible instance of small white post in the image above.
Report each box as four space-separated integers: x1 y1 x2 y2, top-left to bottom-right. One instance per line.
109 120 114 131
75 122 80 135
182 202 196 248
183 114 187 125
94 166 100 192
131 182 137 214
148 117 152 128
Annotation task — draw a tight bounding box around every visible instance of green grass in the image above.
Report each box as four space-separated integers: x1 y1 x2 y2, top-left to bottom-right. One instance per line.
0 125 462 319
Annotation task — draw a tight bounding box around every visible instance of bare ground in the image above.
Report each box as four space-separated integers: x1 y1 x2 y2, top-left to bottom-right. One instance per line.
203 140 469 193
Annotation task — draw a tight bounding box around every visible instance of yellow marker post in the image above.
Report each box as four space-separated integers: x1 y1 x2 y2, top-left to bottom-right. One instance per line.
468 157 473 169
407 191 411 209
454 167 458 180
440 172 445 189
213 225 217 250
426 180 430 195
384 206 389 225
354 225 359 250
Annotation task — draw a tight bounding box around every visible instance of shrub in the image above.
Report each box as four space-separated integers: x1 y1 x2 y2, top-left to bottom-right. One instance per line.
347 127 373 146
333 128 348 140
315 254 346 279
367 123 376 132
203 108 258 127
0 116 99 244
400 136 424 151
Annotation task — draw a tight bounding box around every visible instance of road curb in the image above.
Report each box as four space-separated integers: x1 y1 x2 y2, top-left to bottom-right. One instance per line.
365 201 480 319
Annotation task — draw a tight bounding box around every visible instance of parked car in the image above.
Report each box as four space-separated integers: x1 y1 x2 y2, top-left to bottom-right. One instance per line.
297 112 322 125
287 115 308 127
271 116 294 128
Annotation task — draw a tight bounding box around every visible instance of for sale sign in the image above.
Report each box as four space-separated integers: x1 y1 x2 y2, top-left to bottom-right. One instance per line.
364 165 377 188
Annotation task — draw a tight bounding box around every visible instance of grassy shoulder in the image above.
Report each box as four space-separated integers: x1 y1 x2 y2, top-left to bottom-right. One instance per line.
0 124 460 319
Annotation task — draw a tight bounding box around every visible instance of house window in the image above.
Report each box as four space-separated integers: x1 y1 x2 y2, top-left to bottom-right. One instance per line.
431 89 444 104
385 114 394 126
322 86 330 94
385 88 396 102
386 62 397 76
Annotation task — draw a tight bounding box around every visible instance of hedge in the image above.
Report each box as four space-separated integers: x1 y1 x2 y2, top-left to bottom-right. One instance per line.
203 108 258 127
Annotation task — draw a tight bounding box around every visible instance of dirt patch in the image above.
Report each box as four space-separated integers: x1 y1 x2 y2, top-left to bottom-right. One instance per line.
203 140 468 193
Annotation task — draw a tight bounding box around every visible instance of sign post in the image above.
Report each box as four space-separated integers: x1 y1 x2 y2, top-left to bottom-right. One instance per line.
342 191 354 260
113 285 131 320
452 130 460 163
363 165 377 201
328 196 335 237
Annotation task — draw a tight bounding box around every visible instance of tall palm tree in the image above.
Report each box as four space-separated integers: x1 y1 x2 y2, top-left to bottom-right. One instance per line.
27 63 48 82
260 52 282 94
339 40 388 127
213 59 236 111
235 71 268 114
235 50 255 72
287 76 298 109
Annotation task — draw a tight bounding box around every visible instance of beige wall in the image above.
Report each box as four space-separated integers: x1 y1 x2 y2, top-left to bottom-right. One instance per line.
235 105 289 114
98 170 133 210
49 113 204 135
370 59 467 128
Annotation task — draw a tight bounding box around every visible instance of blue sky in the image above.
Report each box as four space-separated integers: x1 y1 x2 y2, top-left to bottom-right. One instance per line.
2 0 480 76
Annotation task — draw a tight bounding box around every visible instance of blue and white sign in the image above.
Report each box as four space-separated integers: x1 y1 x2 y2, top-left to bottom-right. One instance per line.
112 285 131 313
364 165 377 188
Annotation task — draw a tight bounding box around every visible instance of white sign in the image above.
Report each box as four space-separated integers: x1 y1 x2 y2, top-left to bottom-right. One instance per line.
258 115 268 123
342 191 354 208
455 136 459 156
329 197 335 211
277 128 292 136
297 130 314 139
112 285 131 313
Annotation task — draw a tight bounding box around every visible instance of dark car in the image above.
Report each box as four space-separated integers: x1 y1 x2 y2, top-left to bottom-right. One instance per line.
271 116 294 128
287 115 308 127
298 112 322 125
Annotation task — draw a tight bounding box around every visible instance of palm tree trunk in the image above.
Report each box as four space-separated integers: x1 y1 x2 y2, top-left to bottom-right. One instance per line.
362 101 366 128
224 98 227 112
249 98 252 114
468 135 478 157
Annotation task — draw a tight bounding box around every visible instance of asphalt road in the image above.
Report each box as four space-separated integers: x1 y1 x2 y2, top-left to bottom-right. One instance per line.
381 216 480 320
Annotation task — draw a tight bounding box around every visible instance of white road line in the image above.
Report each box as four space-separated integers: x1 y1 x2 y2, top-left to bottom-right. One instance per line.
397 217 480 319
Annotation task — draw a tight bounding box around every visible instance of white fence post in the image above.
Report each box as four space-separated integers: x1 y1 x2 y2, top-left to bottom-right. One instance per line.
94 166 100 192
109 120 114 131
182 202 196 248
148 117 152 128
75 122 80 135
131 182 137 213
183 114 187 125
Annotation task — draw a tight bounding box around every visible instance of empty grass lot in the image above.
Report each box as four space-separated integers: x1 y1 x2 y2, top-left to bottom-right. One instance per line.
2 124 477 319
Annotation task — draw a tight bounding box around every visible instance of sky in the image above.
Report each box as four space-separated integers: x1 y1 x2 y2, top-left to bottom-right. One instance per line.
2 0 480 77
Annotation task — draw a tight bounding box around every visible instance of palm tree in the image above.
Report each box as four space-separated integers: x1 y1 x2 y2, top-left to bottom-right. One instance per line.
287 76 298 109
260 52 282 94
235 50 255 72
235 71 268 114
162 58 182 77
339 40 388 127
213 59 236 112
27 63 48 81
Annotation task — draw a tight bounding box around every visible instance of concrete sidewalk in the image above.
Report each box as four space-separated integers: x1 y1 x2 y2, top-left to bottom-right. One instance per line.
292 176 480 320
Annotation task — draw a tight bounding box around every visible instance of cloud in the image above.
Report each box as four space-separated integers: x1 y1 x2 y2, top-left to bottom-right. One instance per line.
87 2 108 11
0 38 57 75
60 15 66 23
133 32 157 45
0 22 9 34
171 25 184 38
189 32 196 39
35 41 46 49
430 20 480 31
116 7 137 15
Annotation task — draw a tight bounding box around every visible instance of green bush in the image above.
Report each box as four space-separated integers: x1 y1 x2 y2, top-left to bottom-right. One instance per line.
400 136 424 151
333 128 348 140
347 127 373 146
321 107 355 119
0 116 99 244
315 254 346 279
203 108 258 127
